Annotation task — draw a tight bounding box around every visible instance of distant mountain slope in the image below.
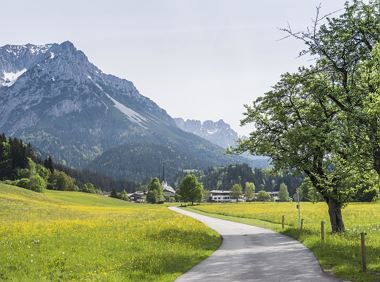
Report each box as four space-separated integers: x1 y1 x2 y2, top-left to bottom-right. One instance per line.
174 118 238 149
0 41 251 182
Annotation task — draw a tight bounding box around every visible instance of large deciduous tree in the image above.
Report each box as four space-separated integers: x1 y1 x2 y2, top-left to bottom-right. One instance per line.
237 0 379 233
177 174 204 205
236 70 375 232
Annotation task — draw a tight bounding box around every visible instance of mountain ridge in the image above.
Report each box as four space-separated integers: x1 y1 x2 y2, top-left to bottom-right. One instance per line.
0 41 259 182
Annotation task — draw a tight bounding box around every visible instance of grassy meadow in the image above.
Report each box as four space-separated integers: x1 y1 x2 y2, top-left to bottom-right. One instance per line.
189 202 380 282
0 184 220 281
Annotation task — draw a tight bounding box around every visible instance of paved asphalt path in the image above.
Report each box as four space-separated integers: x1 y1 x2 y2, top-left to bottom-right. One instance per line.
169 206 340 282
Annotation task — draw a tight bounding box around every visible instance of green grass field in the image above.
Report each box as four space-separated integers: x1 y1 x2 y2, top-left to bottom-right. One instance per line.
0 184 220 281
188 202 380 282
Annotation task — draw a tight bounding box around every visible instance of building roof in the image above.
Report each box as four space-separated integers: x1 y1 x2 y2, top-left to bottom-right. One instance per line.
210 190 231 194
162 181 176 194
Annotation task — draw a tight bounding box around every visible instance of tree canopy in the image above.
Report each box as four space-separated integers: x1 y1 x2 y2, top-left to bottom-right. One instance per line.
177 174 204 205
278 183 290 202
245 182 255 201
236 0 380 233
146 178 164 204
231 184 243 201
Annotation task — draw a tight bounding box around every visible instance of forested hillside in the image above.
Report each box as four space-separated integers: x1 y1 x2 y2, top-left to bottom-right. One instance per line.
0 133 138 192
175 164 302 195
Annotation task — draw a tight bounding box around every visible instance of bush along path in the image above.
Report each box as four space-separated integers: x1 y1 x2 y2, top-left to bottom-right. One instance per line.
169 206 339 282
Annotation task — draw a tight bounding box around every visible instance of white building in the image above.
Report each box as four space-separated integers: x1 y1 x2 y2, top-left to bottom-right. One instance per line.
209 190 232 202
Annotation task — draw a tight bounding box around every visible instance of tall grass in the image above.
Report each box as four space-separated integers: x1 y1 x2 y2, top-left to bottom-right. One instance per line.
0 184 220 281
190 202 380 282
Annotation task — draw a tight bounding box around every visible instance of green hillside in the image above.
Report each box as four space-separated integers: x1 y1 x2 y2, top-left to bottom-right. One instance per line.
0 184 220 281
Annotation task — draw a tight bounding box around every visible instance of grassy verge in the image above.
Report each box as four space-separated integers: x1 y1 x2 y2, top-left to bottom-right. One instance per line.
0 184 220 281
186 202 380 282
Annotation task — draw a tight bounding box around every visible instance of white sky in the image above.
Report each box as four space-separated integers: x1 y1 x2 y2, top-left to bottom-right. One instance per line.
0 0 347 135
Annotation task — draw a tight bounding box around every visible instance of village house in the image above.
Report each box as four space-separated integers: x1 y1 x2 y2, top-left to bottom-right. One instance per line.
128 191 147 203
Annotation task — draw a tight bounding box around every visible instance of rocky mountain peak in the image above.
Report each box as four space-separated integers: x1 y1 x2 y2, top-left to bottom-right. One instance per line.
174 118 239 148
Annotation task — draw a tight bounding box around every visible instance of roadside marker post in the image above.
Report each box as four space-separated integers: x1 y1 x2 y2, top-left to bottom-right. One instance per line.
282 215 285 230
321 221 325 242
361 232 367 272
296 191 301 229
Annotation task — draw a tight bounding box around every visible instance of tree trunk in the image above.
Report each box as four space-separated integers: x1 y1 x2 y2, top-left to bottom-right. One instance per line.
327 198 345 233
373 146 380 176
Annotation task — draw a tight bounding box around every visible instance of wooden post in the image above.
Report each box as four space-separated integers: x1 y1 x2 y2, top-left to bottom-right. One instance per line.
321 221 325 242
282 215 285 230
361 232 367 272
297 218 304 239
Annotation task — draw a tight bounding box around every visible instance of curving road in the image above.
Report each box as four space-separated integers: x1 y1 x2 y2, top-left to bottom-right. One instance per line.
170 206 340 282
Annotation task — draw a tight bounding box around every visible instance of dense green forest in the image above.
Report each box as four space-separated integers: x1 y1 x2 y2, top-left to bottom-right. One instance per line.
55 164 139 192
0 134 35 180
175 164 302 195
0 134 138 193
175 163 377 202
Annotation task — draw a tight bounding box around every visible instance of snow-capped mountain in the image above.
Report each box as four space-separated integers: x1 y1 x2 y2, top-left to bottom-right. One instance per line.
0 41 255 181
174 118 239 148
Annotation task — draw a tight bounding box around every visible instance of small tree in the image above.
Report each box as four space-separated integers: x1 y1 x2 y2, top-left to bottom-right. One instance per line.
110 189 118 198
231 184 243 202
202 189 210 202
256 190 271 202
177 174 203 205
82 183 98 194
245 182 255 201
146 178 164 204
49 171 77 191
119 190 130 201
28 174 46 192
278 183 289 202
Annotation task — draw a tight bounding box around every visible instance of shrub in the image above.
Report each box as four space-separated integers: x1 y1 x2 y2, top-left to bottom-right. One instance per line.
49 171 77 191
15 178 31 189
28 174 46 192
81 183 98 194
17 168 31 179
256 190 271 202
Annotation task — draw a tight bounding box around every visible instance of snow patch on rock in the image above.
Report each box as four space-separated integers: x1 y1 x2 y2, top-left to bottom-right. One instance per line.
104 92 146 124
1 69 27 87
